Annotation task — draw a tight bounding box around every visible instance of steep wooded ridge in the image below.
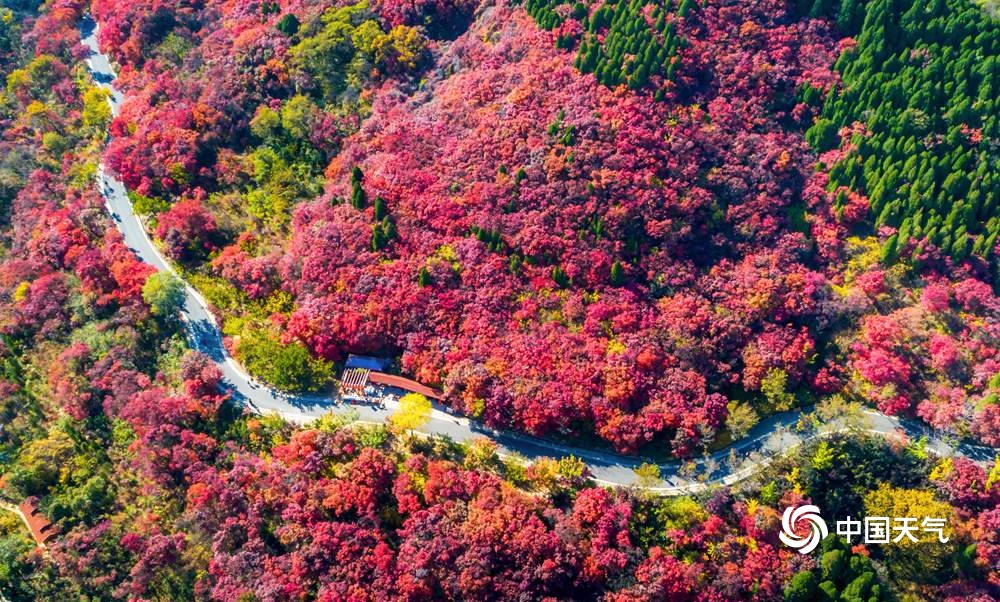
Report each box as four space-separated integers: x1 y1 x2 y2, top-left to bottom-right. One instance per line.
90 0 1000 456
82 8 998 494
0 0 999 600
805 0 998 264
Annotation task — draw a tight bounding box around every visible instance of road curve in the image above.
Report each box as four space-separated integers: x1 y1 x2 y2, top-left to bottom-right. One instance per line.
78 17 998 493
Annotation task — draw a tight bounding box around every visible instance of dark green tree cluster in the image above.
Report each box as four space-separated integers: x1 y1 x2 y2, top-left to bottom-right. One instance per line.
805 0 998 265
547 109 577 145
609 260 626 285
288 2 427 103
796 434 930 519
371 215 397 251
523 0 687 93
371 195 397 251
237 328 333 392
351 165 366 209
551 264 571 287
249 95 326 170
793 0 869 34
0 8 19 72
785 536 886 602
275 13 300 36
470 224 505 253
417 266 432 287
348 168 398 252
245 94 332 228
523 0 584 32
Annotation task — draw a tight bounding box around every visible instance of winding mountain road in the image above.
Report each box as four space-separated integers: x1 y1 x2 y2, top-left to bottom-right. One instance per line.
79 17 997 493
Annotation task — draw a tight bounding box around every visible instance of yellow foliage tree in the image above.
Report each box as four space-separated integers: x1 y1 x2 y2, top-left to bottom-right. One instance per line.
863 484 957 582
726 400 759 440
811 441 837 472
634 462 661 488
526 456 559 492
82 86 111 131
463 437 498 470
390 393 431 434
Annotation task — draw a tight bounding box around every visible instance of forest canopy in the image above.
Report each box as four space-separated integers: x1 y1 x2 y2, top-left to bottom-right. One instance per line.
0 0 998 598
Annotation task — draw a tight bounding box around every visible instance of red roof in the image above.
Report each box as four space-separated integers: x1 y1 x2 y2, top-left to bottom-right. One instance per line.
368 372 444 400
19 499 55 546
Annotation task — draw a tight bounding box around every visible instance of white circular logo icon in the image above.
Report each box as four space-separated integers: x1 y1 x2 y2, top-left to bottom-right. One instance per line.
779 505 828 554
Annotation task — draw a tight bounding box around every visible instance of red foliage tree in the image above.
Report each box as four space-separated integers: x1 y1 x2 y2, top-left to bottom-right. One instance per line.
155 198 219 262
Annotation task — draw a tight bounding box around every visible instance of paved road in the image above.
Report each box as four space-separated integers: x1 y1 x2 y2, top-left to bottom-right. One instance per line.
78 17 998 493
